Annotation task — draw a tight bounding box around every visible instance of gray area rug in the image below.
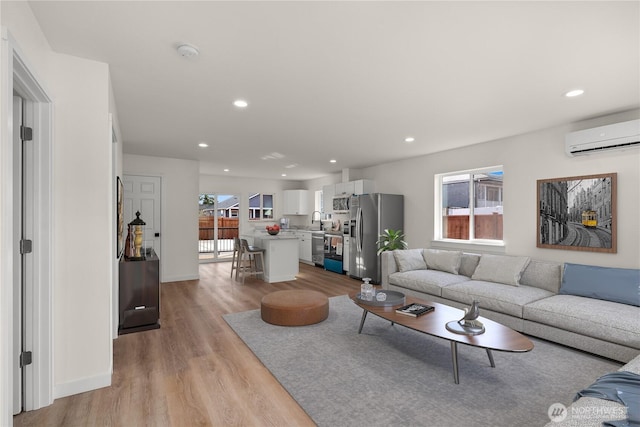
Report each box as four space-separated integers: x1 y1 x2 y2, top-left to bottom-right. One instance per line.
223 295 621 427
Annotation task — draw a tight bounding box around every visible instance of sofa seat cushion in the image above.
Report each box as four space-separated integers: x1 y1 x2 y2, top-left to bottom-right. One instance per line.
524 295 640 349
442 280 554 318
389 270 470 297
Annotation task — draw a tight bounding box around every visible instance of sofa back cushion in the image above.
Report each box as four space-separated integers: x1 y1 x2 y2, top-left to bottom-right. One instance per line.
459 253 481 278
520 260 562 293
393 249 427 272
423 249 463 274
471 254 531 286
560 263 640 307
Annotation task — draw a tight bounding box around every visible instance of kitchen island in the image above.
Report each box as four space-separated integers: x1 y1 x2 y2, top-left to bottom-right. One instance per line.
252 234 299 283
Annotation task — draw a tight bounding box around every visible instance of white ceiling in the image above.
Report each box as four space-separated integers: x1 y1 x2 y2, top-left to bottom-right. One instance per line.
28 1 640 180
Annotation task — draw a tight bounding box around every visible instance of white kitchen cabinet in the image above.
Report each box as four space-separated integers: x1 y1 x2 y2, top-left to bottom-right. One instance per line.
296 231 313 264
253 235 299 282
322 184 335 214
343 236 350 273
353 179 375 195
323 180 375 215
283 189 309 215
335 181 354 196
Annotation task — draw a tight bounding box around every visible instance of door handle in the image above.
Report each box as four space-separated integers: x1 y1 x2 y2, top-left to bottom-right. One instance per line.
357 208 363 252
155 232 160 237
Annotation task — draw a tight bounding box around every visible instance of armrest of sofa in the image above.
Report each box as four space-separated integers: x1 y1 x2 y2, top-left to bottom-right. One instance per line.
380 251 397 289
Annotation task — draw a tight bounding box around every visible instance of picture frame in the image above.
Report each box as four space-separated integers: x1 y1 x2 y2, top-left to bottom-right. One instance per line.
537 173 616 253
117 176 124 258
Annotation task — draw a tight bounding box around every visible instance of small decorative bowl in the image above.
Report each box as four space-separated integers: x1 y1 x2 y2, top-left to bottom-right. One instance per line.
267 229 280 235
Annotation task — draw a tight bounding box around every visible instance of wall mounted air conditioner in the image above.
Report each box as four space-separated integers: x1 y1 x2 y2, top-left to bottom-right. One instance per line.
565 119 640 156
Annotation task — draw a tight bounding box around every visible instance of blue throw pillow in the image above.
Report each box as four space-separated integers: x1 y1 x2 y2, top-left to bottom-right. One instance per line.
560 263 640 307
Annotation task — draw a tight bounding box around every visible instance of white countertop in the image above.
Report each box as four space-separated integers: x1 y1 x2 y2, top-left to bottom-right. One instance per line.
255 234 298 240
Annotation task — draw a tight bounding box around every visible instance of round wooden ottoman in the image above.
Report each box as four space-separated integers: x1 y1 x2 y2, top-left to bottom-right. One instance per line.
261 290 329 326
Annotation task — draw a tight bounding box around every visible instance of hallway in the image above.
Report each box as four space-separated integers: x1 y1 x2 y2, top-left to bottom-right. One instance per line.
14 262 360 426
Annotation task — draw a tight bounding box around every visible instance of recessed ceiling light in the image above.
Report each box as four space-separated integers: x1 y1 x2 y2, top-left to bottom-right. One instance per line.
233 99 248 108
223 168 230 172
565 89 585 98
198 142 209 148
330 159 337 163
281 173 287 177
404 137 415 143
177 44 199 58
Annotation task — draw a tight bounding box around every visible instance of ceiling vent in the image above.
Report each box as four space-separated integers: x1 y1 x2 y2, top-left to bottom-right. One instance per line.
565 119 640 156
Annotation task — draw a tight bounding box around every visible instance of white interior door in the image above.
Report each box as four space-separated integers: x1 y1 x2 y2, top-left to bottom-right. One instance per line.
123 175 161 262
13 95 35 415
4 40 55 420
12 96 23 415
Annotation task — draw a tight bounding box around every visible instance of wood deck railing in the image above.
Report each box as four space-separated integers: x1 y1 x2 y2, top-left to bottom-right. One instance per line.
199 217 239 253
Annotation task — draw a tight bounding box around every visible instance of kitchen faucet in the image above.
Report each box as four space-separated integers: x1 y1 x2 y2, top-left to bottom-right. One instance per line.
311 211 322 224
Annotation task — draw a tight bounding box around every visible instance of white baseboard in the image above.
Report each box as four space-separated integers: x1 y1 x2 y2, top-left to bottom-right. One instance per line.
54 372 112 399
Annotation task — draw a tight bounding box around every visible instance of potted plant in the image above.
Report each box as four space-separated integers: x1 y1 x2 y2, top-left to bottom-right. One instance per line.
376 229 407 254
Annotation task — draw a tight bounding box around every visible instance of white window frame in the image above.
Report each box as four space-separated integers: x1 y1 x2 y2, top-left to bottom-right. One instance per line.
249 193 274 221
434 165 505 250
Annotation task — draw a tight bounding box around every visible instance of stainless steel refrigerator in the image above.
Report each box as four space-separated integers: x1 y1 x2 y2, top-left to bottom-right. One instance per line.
349 193 404 284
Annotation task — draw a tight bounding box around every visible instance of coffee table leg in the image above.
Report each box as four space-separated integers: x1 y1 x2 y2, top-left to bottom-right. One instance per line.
358 310 368 334
486 349 495 368
450 341 459 384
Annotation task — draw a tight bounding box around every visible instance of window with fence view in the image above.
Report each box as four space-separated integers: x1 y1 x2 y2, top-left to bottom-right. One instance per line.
439 167 503 242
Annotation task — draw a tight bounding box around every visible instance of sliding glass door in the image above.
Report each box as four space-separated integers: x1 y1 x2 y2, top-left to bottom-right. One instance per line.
198 194 239 262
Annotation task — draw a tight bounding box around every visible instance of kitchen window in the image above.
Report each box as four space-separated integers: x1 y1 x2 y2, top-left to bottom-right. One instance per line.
249 193 274 220
435 166 504 244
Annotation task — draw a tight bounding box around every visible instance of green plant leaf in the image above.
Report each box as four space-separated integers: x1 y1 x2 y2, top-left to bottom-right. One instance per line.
376 228 407 254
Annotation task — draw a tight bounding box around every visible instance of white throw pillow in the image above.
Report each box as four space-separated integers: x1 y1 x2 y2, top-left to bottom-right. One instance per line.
423 249 463 274
393 249 427 272
471 254 531 286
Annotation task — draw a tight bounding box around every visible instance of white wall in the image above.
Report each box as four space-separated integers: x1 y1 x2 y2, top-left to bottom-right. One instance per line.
1 0 114 411
110 78 123 339
49 52 113 398
125 154 199 282
362 109 640 269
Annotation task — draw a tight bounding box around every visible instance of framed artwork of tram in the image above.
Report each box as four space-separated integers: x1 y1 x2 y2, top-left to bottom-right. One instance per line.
536 172 616 253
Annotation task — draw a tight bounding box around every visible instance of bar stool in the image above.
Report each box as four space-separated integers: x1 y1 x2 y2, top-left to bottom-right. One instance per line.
230 237 242 279
238 239 266 284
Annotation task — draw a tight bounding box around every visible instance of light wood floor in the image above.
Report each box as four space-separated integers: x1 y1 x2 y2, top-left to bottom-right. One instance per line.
14 262 362 426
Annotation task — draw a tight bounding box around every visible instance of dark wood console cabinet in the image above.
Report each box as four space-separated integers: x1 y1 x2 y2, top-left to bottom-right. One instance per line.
118 249 160 335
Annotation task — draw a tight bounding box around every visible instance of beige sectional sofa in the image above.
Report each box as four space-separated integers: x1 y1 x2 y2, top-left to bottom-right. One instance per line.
380 249 640 363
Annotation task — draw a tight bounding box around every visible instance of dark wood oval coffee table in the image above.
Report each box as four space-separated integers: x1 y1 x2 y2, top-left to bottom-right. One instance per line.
350 292 534 384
